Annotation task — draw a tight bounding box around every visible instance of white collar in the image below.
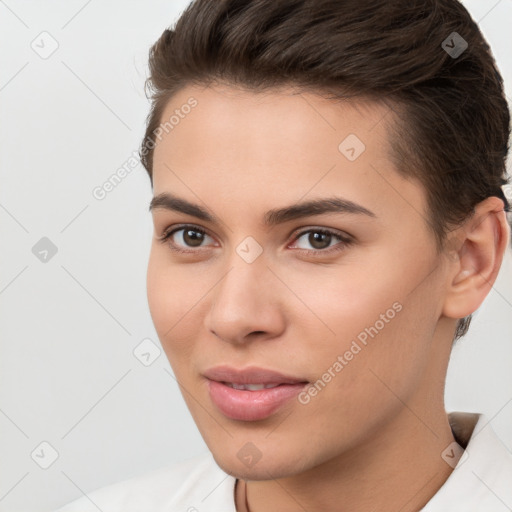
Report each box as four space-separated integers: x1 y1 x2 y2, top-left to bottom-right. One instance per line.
420 411 512 511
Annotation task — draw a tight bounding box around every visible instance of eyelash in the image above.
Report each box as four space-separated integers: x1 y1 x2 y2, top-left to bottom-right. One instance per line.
158 224 353 257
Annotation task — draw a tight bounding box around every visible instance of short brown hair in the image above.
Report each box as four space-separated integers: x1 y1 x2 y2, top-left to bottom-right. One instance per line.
140 0 511 339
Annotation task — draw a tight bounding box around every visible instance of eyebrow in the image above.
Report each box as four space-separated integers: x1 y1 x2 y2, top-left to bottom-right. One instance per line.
149 192 376 225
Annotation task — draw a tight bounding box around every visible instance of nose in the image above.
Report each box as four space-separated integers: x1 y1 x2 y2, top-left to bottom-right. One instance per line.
204 256 286 345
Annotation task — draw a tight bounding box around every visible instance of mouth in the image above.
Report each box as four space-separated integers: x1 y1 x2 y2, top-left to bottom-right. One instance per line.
203 366 309 421
222 382 287 390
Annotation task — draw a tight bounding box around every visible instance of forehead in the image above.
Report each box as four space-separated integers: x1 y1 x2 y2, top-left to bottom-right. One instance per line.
151 83 428 233
154 83 393 166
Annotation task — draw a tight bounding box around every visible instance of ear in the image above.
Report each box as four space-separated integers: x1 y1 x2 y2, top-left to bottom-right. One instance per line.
442 196 510 321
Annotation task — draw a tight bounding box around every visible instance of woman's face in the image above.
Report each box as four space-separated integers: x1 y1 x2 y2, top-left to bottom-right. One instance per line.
147 83 454 479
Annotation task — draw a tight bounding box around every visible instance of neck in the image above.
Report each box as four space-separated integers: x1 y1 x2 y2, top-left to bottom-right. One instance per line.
237 403 457 512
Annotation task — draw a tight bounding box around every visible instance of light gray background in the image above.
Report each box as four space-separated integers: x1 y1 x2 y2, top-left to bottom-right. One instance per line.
0 1 511 511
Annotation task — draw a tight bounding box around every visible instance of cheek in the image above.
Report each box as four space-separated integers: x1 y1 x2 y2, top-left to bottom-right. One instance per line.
315 248 439 343
279 261 403 354
146 248 205 360
294 304 432 450
286 256 438 392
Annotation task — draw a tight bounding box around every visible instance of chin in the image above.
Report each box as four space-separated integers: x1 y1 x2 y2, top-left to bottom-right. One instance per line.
212 454 287 480
209 443 314 481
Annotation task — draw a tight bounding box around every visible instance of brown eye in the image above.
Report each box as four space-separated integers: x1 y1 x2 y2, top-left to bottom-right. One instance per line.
159 225 215 252
182 228 205 247
308 231 332 250
290 228 353 256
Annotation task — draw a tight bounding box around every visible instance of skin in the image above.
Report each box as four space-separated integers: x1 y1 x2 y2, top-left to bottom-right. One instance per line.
146 83 509 512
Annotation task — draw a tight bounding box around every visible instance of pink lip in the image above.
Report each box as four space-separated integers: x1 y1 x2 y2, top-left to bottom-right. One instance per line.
203 366 308 421
203 365 307 385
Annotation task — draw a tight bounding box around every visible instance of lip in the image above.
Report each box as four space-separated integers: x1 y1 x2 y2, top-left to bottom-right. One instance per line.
203 365 309 421
203 365 307 385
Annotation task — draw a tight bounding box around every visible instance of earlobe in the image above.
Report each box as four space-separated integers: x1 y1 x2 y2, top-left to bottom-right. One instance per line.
442 197 510 321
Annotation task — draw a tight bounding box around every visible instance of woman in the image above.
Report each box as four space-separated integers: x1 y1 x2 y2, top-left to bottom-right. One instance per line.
56 0 512 510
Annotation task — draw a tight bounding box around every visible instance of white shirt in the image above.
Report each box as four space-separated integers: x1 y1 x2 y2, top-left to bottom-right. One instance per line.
54 412 512 512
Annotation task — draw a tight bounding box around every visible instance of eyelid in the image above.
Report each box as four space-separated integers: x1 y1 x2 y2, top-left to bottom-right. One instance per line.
289 226 352 242
287 226 353 254
159 223 210 240
157 223 215 254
